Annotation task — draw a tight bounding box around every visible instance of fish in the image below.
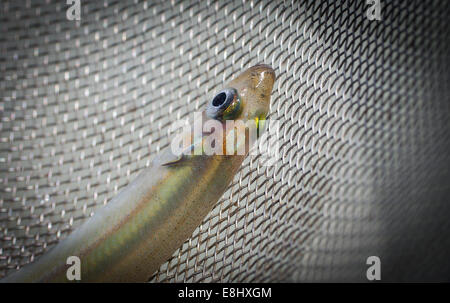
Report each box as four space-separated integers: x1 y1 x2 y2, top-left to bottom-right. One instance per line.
1 64 276 282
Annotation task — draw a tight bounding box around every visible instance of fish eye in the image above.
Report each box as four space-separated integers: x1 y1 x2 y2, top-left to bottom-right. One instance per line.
212 92 228 107
206 88 240 120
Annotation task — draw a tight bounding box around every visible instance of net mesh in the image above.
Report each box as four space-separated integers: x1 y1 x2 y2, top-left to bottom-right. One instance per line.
1 0 450 282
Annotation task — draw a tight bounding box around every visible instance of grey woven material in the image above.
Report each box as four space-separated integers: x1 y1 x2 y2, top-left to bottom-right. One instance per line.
1 0 450 282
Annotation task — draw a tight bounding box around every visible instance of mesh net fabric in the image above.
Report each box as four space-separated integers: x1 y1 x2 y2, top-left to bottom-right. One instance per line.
1 0 450 282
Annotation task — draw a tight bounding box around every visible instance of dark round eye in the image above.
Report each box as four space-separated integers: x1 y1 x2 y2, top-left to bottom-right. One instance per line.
212 92 227 107
206 88 237 119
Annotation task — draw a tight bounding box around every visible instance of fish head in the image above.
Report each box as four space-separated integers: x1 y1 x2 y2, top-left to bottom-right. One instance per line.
206 64 276 126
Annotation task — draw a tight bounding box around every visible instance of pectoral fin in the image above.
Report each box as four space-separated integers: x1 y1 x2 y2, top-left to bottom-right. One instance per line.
153 141 203 166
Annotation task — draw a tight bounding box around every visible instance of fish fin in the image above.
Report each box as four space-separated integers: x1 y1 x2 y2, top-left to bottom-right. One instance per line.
158 150 184 166
154 141 202 166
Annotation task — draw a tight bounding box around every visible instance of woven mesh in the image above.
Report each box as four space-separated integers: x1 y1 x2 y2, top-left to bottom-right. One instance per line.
1 0 450 282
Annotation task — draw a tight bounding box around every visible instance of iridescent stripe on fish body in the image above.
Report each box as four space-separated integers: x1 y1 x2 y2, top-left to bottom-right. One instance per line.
1 65 275 283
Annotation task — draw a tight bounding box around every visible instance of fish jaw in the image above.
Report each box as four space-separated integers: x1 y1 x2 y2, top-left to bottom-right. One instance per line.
227 64 276 123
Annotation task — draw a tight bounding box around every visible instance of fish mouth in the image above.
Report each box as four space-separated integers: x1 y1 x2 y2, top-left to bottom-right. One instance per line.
248 64 276 85
250 64 276 77
225 64 276 124
233 64 275 104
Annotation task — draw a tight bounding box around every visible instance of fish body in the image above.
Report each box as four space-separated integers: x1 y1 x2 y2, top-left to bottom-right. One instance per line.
1 65 275 282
